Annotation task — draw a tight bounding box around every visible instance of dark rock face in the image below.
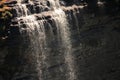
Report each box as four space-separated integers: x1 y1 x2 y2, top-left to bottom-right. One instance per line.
70 15 120 80
0 0 120 80
4 0 17 5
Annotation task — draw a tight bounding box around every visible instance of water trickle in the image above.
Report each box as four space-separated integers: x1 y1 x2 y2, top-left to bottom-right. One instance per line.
52 9 77 80
13 0 77 80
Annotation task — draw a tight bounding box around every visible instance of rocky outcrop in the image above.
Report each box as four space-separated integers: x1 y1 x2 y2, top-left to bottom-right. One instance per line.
0 0 120 80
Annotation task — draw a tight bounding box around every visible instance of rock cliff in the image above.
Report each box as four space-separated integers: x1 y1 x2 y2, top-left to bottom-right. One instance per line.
0 0 120 80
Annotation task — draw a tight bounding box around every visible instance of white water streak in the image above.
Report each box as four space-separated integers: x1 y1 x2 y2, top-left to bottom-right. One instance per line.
16 0 77 80
18 15 46 80
52 9 77 80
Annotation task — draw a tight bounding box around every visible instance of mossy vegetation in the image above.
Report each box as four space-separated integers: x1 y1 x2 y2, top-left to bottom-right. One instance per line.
0 0 12 19
0 0 12 46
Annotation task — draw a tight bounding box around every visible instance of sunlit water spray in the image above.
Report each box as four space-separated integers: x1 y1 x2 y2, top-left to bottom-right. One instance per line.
14 0 77 80
52 9 77 80
17 15 47 80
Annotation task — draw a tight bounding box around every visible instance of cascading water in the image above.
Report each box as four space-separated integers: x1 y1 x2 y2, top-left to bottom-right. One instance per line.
52 9 77 80
12 0 77 80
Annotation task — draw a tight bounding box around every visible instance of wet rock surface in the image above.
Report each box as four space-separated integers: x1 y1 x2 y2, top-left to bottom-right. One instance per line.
71 15 120 80
0 0 120 80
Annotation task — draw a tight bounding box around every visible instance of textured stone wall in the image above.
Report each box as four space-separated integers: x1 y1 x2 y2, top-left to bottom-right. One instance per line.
69 12 120 80
0 1 120 80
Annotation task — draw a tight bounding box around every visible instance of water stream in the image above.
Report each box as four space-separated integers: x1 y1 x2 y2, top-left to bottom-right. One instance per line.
13 0 77 80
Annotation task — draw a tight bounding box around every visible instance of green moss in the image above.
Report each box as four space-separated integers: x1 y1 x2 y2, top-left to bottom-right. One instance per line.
0 6 12 46
1 11 12 19
0 10 12 33
0 3 12 43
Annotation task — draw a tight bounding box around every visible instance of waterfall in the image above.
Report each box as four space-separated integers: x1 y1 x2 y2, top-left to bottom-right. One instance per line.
12 0 77 80
52 9 77 80
17 15 46 80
